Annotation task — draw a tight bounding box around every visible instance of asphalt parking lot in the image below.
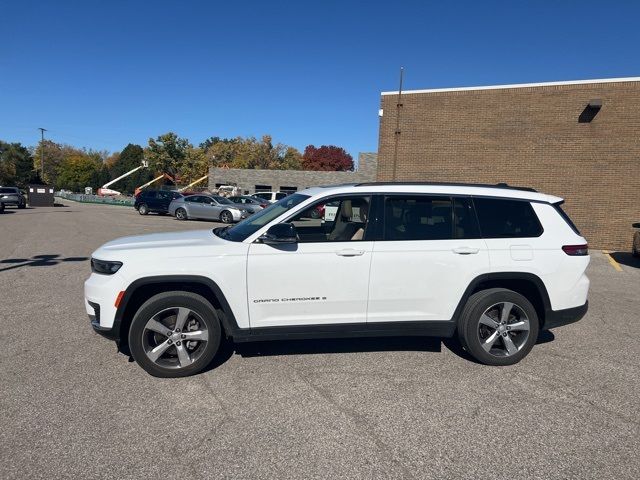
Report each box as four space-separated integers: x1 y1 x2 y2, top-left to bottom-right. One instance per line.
1 201 639 479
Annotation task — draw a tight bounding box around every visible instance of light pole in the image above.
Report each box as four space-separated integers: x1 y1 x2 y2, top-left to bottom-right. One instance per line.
38 127 47 181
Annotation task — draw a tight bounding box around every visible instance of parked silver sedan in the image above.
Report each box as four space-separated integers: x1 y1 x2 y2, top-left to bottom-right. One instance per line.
168 194 249 223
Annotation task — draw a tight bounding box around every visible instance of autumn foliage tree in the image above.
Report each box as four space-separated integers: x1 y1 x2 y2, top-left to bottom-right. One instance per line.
301 145 353 171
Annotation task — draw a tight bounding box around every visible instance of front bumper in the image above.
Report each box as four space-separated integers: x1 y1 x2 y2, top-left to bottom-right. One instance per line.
542 301 588 330
88 301 121 340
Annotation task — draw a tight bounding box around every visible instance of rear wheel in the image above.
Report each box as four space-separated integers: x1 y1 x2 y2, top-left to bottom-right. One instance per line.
175 208 187 220
220 210 233 223
138 204 149 215
18 202 26 209
458 288 539 366
128 291 222 378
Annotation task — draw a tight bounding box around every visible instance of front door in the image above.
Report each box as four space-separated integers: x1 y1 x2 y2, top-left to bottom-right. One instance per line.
367 195 490 323
247 195 373 327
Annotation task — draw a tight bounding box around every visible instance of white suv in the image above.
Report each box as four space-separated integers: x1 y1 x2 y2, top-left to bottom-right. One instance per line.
85 182 590 377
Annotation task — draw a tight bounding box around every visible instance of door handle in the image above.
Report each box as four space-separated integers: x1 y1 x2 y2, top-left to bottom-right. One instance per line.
336 249 365 257
452 246 479 255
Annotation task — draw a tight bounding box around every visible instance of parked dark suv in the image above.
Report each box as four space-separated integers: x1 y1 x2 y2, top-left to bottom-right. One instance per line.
0 187 27 209
134 190 182 215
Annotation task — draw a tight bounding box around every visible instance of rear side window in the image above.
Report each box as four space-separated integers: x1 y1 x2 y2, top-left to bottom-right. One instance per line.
383 196 453 240
553 202 581 235
473 197 543 238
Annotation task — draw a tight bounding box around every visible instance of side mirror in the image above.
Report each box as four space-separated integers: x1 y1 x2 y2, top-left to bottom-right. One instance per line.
259 223 297 244
633 223 640 229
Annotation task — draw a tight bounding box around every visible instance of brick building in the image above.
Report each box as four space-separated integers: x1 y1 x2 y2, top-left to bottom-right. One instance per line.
208 153 377 194
377 77 640 250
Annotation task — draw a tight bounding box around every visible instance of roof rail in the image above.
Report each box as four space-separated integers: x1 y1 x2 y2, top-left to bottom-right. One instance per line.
354 181 537 192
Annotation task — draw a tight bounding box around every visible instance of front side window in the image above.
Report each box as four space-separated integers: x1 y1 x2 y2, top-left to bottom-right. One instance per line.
275 192 287 200
288 196 371 243
473 197 543 238
219 193 310 242
383 196 453 241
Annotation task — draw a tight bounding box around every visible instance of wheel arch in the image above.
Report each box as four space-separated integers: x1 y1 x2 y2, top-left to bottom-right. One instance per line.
453 272 551 326
114 275 241 347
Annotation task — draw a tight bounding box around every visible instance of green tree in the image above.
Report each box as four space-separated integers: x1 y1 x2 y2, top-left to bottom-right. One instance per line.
107 144 153 194
180 147 208 186
33 140 65 185
145 132 189 179
56 154 102 191
0 141 34 187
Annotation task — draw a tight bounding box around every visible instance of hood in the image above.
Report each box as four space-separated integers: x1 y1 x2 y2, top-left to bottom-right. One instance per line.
97 229 224 254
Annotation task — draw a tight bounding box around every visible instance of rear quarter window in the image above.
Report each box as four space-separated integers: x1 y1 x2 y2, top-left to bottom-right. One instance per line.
473 197 543 238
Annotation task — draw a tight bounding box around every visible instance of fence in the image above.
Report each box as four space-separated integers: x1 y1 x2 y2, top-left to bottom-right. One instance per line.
55 191 135 207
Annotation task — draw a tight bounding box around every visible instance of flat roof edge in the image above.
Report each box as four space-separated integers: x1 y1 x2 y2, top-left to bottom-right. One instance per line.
380 76 640 96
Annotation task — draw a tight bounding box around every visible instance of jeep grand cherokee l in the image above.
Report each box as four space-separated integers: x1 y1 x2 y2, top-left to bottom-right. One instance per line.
85 182 589 377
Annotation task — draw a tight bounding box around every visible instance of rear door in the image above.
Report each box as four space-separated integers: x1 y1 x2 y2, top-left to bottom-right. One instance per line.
472 197 544 270
367 195 490 323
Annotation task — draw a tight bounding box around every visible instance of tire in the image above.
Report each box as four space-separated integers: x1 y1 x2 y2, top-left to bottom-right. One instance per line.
457 288 539 366
220 210 233 224
128 291 222 378
18 202 26 209
138 204 149 215
175 208 187 221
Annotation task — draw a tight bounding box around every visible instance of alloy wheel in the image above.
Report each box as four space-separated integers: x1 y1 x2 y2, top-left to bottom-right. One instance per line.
142 307 209 369
477 302 531 357
220 211 232 223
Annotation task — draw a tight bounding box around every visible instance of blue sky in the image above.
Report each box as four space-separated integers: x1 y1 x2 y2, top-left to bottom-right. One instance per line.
1 0 639 159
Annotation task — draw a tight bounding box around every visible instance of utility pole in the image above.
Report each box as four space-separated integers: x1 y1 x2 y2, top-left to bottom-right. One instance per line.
38 128 47 181
391 67 404 181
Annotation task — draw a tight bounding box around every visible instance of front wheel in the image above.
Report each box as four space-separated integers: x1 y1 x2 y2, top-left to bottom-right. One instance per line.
18 202 26 209
458 288 539 366
175 208 187 220
219 210 233 224
128 291 222 377
138 204 149 215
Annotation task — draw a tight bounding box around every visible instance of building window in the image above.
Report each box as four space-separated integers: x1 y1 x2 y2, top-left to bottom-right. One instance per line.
255 184 272 192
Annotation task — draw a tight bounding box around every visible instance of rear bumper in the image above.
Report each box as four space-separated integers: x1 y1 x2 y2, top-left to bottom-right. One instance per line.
543 301 588 330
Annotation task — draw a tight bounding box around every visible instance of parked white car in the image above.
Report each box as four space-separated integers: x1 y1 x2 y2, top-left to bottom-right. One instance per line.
251 191 290 203
85 182 589 377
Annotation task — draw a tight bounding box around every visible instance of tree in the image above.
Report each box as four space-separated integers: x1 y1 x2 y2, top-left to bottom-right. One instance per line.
145 132 189 179
32 141 76 186
0 141 34 187
180 147 208 185
107 144 153 194
301 145 354 171
56 154 102 191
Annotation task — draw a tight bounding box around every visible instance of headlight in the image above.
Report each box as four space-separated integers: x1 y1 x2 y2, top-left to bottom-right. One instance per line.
91 258 123 275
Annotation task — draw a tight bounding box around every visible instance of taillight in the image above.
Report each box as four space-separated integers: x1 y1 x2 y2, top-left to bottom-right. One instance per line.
562 244 589 256
260 204 268 208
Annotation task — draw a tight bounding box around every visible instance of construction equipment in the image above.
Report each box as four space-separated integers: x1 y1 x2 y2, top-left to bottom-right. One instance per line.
97 161 148 196
178 175 209 193
134 173 175 197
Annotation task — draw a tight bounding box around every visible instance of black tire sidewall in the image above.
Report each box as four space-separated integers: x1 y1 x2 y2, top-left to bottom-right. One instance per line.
459 288 539 366
128 292 222 377
220 211 231 223
139 204 148 215
176 208 187 220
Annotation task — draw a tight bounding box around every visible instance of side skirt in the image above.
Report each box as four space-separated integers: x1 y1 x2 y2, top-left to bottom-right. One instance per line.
232 320 456 343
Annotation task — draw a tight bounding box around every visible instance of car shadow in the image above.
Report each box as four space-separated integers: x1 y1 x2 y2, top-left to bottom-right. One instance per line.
0 254 89 273
199 329 557 370
610 251 640 269
0 210 16 214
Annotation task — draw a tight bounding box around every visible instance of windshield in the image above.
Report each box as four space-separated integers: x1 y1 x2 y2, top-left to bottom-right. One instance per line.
213 196 233 204
215 193 310 242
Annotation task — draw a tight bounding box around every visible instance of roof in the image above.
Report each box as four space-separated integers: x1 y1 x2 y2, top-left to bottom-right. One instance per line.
299 183 563 204
381 76 640 96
